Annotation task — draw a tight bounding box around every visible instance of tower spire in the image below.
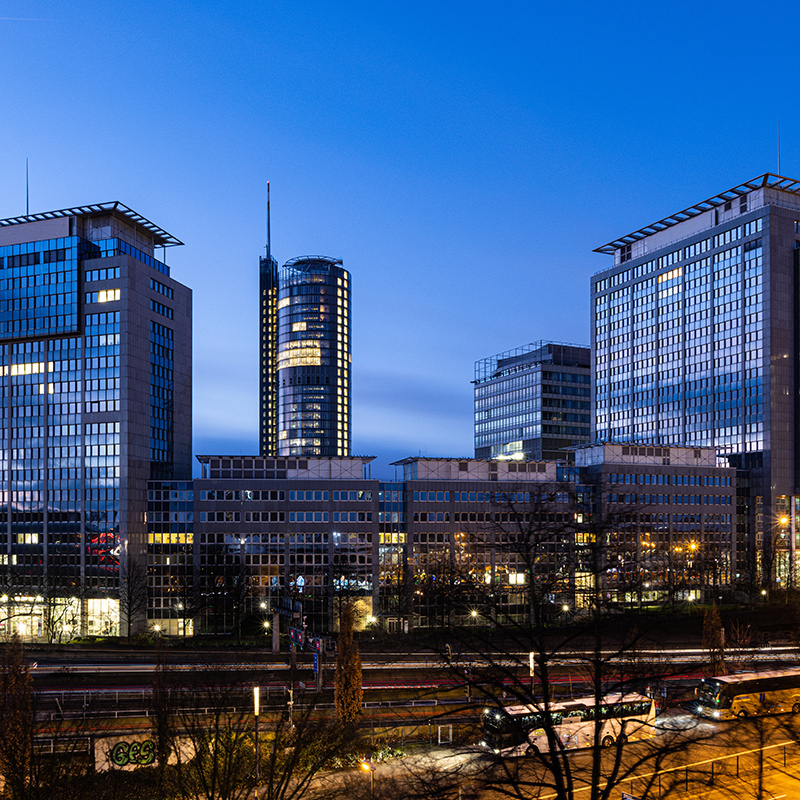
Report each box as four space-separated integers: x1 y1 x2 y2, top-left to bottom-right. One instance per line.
266 181 271 260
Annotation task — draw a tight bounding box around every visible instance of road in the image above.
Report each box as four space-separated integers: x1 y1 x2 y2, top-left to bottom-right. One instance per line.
310 712 800 799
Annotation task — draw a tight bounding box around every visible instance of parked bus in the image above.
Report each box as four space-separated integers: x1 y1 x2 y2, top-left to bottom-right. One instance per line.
694 669 800 720
481 693 656 756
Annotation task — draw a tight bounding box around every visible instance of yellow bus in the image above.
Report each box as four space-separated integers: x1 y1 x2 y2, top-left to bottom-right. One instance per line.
695 669 800 720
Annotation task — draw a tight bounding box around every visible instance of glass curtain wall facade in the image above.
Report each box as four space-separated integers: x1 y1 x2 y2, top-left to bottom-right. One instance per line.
276 257 350 456
474 341 591 461
0 204 191 640
592 175 800 587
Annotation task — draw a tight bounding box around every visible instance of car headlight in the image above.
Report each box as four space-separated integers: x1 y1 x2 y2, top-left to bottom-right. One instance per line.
712 710 720 719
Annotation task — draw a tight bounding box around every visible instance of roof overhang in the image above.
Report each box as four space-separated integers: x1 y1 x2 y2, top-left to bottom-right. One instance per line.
594 173 800 255
0 202 183 247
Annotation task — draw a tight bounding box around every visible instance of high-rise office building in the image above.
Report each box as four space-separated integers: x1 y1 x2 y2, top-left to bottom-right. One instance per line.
0 202 191 638
259 251 279 456
592 173 800 584
260 255 351 457
474 341 591 461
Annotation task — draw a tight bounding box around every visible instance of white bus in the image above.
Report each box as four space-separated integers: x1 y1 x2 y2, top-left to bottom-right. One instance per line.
695 669 800 720
481 693 656 756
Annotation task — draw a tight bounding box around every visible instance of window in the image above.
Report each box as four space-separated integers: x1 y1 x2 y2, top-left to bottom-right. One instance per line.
85 289 120 304
150 299 173 319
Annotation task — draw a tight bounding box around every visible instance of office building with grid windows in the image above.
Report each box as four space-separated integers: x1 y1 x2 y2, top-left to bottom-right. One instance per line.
474 341 591 461
0 203 191 640
260 256 351 457
146 447 735 635
592 174 800 587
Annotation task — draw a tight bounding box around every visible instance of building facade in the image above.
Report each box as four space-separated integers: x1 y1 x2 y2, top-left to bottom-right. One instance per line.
574 443 736 604
260 256 351 457
474 341 591 461
0 203 191 640
147 448 734 636
592 174 800 587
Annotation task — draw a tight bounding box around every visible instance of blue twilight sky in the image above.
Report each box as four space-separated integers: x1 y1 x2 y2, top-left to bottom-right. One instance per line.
1 1 799 478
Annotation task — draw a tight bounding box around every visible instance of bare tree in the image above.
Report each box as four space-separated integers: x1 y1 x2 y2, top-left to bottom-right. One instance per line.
0 635 33 799
0 636 98 800
170 682 257 800
120 557 149 643
150 641 178 796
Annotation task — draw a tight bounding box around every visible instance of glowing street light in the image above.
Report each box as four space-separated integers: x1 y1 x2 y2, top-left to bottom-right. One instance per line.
253 686 260 782
359 759 375 798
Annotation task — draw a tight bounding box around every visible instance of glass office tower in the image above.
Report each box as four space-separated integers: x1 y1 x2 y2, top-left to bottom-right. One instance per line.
260 253 351 458
0 203 191 639
276 256 350 456
592 174 800 586
474 341 591 461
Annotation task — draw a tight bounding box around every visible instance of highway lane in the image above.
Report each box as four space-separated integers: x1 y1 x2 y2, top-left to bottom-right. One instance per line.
470 712 800 799
307 712 800 799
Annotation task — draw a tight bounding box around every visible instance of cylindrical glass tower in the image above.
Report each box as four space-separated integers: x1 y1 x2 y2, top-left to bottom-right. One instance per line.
276 256 350 456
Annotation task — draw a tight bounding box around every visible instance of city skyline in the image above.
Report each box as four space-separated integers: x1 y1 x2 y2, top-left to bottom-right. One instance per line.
3 1 800 478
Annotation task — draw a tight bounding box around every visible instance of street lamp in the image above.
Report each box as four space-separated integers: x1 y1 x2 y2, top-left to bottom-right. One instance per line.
359 759 375 798
470 609 478 626
253 686 260 783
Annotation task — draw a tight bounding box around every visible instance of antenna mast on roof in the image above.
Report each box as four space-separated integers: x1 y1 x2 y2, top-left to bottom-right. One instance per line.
778 117 782 175
266 181 272 260
25 158 29 215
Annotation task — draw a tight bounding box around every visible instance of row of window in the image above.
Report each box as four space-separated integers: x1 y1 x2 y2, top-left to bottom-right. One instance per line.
198 490 285 501
85 289 120 304
150 299 173 319
607 493 732 505
607 473 731 486
86 267 120 282
150 278 173 299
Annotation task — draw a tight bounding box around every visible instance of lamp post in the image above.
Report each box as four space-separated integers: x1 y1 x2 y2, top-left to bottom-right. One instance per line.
359 759 375 798
529 651 535 698
253 686 260 783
